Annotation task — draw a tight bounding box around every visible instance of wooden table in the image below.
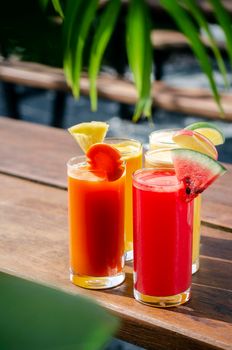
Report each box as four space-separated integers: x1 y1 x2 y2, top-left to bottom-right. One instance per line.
0 117 231 350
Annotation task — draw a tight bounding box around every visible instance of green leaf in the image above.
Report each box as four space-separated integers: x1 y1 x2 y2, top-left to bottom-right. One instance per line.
0 272 118 350
70 0 99 98
160 0 224 117
182 0 229 88
63 0 84 86
209 0 232 69
126 0 153 121
89 0 121 111
52 0 64 18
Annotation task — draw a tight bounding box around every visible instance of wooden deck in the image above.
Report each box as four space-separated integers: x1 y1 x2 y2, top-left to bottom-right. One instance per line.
1 60 232 121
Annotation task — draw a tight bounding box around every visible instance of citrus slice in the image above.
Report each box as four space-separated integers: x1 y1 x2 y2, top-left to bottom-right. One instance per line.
68 121 109 153
171 148 226 201
172 129 218 159
86 143 124 181
185 122 225 146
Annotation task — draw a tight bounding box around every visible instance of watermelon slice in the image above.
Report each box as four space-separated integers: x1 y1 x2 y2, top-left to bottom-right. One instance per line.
86 143 124 181
171 149 226 201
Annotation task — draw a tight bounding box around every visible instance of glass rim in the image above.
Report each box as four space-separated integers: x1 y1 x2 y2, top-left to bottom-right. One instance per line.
67 155 86 168
104 137 142 156
132 167 181 189
145 148 176 167
149 128 180 146
67 155 126 181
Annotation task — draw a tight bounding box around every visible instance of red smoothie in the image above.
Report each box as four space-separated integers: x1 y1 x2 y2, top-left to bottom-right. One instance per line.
133 169 193 300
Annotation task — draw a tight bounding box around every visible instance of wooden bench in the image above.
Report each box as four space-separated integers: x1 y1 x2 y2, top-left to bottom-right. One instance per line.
0 117 231 350
1 59 232 124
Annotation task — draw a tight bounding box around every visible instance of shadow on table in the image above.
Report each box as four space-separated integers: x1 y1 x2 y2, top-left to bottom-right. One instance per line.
101 259 232 325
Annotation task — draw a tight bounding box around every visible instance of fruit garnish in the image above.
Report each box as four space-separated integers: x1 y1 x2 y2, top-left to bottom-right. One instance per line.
185 122 225 146
86 143 124 181
171 149 226 201
172 129 218 160
68 121 109 153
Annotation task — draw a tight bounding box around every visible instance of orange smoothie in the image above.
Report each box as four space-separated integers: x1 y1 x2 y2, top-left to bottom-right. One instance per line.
68 157 125 289
148 130 201 274
104 138 142 260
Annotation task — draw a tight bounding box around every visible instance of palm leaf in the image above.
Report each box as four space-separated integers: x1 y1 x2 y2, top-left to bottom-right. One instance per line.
209 0 232 68
89 0 121 111
182 0 229 88
63 0 83 86
71 0 99 98
126 0 153 122
52 0 64 18
0 272 118 350
160 0 224 117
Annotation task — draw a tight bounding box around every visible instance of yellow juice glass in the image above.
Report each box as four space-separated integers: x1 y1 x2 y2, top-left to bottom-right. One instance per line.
148 130 201 274
104 138 143 261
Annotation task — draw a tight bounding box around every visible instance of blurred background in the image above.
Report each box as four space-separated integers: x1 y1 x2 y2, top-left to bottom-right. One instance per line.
1 1 232 163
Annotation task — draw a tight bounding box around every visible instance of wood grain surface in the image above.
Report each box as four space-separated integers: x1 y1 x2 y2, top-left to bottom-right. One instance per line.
0 173 231 350
0 117 231 231
1 60 232 120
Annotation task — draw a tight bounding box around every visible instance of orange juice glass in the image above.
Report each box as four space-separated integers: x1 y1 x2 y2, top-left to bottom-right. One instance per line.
148 129 201 274
104 138 142 261
67 156 125 289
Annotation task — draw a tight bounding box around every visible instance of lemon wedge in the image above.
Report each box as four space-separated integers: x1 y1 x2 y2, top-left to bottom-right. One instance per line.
185 122 225 146
68 121 109 153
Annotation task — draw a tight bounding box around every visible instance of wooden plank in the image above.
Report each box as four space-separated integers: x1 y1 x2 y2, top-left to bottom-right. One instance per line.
151 83 232 121
0 117 79 188
0 117 231 230
151 30 226 50
0 173 231 350
201 168 232 231
1 60 232 120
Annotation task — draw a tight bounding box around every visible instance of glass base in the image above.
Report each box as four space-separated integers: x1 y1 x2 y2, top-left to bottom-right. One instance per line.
192 257 200 274
134 287 191 308
125 250 133 262
70 271 125 290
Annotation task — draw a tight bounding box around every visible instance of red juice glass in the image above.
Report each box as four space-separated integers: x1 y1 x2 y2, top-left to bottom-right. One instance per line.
133 168 193 307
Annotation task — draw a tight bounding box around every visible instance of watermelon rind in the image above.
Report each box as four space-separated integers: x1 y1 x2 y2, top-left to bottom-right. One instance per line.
171 149 226 201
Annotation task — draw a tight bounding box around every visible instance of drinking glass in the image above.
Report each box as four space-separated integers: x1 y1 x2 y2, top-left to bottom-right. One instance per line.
148 130 201 273
133 168 193 307
67 156 125 289
104 138 142 261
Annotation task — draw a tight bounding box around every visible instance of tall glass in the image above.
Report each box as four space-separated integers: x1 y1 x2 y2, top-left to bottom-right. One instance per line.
104 138 143 261
149 130 201 274
67 156 125 289
133 168 193 307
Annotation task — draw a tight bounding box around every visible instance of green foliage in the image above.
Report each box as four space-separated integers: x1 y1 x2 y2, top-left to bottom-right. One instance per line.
160 0 224 117
182 0 229 88
57 0 232 120
52 0 64 18
2 0 231 120
89 0 121 111
126 0 153 121
0 272 118 350
209 0 232 69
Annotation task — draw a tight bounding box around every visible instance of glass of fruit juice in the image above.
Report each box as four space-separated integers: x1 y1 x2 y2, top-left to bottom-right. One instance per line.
149 130 201 274
133 168 193 307
67 156 125 289
104 138 143 261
